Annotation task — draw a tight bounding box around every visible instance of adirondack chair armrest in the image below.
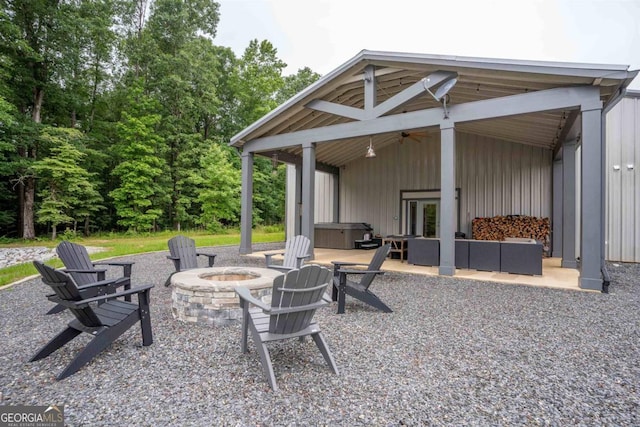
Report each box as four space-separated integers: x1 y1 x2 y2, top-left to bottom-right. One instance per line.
63 267 108 274
76 276 129 291
269 300 329 315
93 261 134 277
331 261 368 268
62 267 108 281
72 283 155 307
234 287 271 311
294 254 311 268
196 252 217 267
337 269 385 275
266 265 294 273
195 252 216 257
94 260 134 267
264 252 285 265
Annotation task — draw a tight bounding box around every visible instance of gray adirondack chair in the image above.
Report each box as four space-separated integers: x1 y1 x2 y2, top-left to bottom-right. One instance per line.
235 264 338 391
264 235 311 272
165 235 217 286
31 261 154 380
50 241 133 314
331 243 392 314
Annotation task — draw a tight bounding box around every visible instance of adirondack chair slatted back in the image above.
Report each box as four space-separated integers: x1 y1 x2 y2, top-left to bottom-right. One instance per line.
168 235 199 270
360 244 391 290
282 235 311 269
56 241 96 286
269 265 331 335
33 261 103 327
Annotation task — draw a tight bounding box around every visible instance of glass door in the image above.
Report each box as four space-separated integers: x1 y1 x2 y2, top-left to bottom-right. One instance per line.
406 199 440 237
421 200 439 237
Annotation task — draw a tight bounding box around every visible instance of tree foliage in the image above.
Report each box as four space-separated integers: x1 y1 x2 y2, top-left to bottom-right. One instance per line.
32 127 103 239
0 0 319 238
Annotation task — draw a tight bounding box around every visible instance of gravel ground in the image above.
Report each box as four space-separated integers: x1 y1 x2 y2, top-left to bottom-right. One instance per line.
0 243 638 426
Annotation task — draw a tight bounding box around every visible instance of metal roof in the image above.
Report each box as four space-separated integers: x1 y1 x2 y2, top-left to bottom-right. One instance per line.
230 50 638 167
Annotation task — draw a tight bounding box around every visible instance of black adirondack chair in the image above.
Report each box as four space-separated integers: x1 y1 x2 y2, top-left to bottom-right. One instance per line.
331 244 392 314
165 235 217 286
264 235 311 272
31 261 154 380
235 264 338 391
49 241 134 314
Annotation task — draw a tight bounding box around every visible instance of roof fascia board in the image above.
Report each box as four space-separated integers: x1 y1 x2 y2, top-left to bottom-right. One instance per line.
361 50 632 78
243 85 600 153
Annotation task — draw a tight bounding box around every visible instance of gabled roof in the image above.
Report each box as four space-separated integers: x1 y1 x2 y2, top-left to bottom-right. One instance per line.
230 50 638 167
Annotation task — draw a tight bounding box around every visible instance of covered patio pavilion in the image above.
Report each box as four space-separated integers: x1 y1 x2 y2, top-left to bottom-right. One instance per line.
230 50 638 292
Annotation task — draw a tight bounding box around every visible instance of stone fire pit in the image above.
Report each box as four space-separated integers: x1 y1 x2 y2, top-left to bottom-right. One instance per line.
170 267 282 327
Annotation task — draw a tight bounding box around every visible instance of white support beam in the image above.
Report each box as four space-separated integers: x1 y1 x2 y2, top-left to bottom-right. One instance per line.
306 71 457 121
372 71 456 119
304 100 365 121
447 86 601 123
239 151 254 255
244 85 600 153
364 65 376 113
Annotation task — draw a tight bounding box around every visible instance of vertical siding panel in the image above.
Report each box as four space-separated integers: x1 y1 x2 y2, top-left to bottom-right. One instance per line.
502 142 512 216
634 97 640 263
621 99 634 261
606 101 621 261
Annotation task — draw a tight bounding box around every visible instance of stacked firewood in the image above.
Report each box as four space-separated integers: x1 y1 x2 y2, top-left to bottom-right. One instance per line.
472 215 550 241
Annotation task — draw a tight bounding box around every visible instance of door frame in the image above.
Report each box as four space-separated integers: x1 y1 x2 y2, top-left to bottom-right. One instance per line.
400 188 460 236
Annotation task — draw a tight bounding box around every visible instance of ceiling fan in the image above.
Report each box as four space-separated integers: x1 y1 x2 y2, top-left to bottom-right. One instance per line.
398 131 428 144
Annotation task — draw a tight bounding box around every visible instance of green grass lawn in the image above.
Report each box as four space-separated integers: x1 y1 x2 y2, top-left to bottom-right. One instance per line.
0 229 285 288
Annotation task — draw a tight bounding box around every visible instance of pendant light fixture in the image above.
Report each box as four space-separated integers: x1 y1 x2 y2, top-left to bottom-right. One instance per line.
365 136 376 158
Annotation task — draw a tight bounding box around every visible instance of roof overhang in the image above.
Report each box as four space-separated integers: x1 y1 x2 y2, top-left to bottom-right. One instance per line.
230 50 638 168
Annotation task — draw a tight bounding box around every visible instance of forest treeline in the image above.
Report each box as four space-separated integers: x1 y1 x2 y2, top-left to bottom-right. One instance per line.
0 0 320 239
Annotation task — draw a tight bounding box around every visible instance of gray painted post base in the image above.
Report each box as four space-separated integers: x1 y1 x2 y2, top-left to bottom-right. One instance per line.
580 277 602 291
439 265 455 276
561 260 578 268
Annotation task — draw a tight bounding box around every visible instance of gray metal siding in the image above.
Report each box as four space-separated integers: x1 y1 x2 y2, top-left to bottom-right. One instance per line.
606 95 639 262
286 165 336 239
314 171 335 222
339 132 553 238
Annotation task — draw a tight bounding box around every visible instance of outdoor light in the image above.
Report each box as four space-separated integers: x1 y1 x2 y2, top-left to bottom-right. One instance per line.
271 153 279 175
365 137 376 158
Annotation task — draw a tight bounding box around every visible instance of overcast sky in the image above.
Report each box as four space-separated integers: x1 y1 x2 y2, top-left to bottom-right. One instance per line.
214 0 640 89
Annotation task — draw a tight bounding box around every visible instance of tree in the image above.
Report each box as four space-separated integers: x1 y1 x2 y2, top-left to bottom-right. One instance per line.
110 84 166 232
32 127 103 239
229 39 287 131
127 0 222 230
276 67 321 104
1 0 114 238
0 95 19 232
196 142 240 232
227 40 288 224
